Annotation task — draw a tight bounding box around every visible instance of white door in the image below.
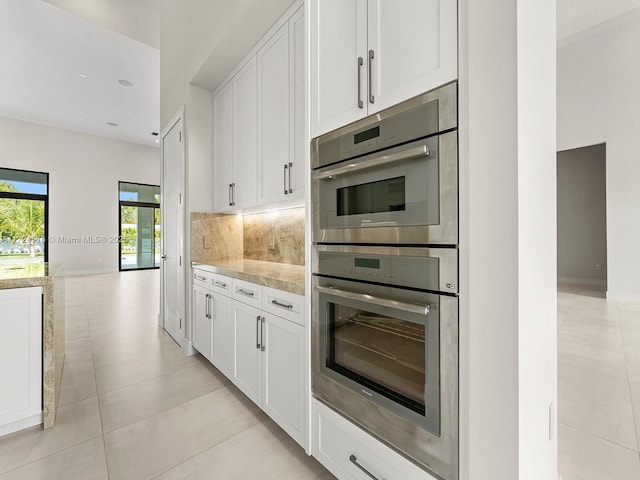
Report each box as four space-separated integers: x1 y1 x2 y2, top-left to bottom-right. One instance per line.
211 291 233 376
232 58 258 209
213 82 234 212
192 285 211 359
367 0 458 113
0 287 42 435
161 110 184 345
310 0 368 137
258 22 291 204
262 313 305 445
232 300 262 406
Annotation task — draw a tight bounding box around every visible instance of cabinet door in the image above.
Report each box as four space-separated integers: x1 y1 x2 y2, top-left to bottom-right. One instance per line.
289 7 306 199
0 287 42 433
232 300 262 406
310 0 368 138
211 291 233 376
262 313 305 445
258 22 291 204
213 81 234 212
367 0 457 113
192 285 212 360
233 58 258 209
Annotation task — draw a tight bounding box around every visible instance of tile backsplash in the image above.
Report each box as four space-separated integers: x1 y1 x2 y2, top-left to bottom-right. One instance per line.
191 207 305 266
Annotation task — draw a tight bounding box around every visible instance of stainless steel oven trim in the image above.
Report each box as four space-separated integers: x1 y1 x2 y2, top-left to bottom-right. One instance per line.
312 244 458 294
311 280 459 480
312 130 458 245
311 81 457 169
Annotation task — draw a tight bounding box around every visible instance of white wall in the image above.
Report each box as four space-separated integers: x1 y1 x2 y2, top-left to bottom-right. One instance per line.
0 116 160 275
557 11 640 300
459 0 557 478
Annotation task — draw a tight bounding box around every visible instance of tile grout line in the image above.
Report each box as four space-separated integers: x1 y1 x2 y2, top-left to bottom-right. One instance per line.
558 420 640 455
617 301 640 455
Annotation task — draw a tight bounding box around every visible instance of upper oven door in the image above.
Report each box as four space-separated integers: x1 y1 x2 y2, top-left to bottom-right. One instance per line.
312 131 457 245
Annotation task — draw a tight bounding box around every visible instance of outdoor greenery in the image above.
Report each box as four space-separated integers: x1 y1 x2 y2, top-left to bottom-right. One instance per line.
0 181 45 257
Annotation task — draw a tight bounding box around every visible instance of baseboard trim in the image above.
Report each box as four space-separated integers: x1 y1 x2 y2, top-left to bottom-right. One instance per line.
558 276 606 287
0 412 42 437
607 291 640 302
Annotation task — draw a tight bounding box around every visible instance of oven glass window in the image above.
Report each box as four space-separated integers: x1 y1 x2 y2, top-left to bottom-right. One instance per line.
336 176 406 216
327 303 425 414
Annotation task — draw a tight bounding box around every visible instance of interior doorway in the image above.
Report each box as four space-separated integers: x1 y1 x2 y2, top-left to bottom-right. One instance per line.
557 143 607 290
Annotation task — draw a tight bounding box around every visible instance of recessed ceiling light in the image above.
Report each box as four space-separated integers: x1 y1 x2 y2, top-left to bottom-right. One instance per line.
155 139 160 143
106 122 118 127
79 73 88 79
118 79 133 87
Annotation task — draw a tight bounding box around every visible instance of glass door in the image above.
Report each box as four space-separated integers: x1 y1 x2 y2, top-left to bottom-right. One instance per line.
119 182 160 271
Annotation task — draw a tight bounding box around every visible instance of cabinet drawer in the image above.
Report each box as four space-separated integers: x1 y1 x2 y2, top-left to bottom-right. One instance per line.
210 273 233 296
262 287 304 326
192 269 210 289
313 400 436 480
232 279 262 307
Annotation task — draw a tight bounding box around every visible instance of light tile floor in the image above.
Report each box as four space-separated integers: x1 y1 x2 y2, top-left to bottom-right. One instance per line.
0 271 334 480
2 273 638 479
558 283 640 480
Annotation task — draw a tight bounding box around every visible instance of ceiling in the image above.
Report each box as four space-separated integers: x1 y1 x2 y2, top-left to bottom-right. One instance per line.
0 0 160 148
0 0 637 150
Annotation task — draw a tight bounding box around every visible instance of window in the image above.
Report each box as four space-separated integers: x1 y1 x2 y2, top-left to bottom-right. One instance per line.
119 182 160 271
0 168 48 264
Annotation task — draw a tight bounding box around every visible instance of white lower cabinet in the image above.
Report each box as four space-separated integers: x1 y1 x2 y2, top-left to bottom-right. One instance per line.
313 400 438 480
192 268 307 448
262 312 304 444
0 287 43 437
232 299 263 405
210 291 233 376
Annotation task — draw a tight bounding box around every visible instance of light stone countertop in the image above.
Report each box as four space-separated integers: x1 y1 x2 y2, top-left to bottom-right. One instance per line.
0 262 65 430
193 259 305 296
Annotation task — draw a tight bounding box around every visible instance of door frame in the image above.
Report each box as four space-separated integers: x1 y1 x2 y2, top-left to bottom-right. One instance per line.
160 107 186 347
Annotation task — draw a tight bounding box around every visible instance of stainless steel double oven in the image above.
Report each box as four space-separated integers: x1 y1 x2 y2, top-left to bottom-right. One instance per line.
311 82 459 480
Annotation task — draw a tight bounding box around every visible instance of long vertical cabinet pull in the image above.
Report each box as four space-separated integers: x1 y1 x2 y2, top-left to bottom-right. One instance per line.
357 57 364 109
368 50 375 104
205 294 210 319
231 183 236 206
228 184 233 206
256 315 261 349
287 162 293 193
283 164 288 195
260 316 266 352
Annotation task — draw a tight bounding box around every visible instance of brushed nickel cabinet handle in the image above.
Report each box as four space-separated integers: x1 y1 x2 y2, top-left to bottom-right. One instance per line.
357 56 364 109
368 50 375 104
238 288 254 297
287 162 293 193
256 315 261 349
349 455 383 480
260 316 265 352
284 164 288 195
271 299 293 310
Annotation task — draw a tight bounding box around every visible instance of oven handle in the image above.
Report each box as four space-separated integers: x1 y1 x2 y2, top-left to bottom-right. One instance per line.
313 144 429 180
314 285 430 315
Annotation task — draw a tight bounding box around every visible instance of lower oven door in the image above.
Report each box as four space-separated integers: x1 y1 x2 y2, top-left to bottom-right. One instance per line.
312 275 458 479
316 277 440 435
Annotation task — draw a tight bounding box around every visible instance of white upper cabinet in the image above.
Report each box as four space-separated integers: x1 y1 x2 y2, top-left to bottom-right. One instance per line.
214 3 305 213
310 0 458 137
212 82 234 212
257 7 305 205
212 58 258 213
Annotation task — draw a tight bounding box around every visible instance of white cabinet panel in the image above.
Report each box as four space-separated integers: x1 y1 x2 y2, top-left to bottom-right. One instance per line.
211 291 233 376
232 58 258 209
192 284 212 360
213 82 234 213
263 312 305 445
310 0 368 137
290 7 306 198
367 0 457 114
258 22 291 204
0 287 42 436
232 300 263 406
